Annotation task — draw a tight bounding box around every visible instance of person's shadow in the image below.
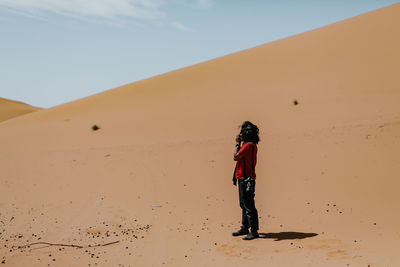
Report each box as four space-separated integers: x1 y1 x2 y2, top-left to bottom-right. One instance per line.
258 232 318 241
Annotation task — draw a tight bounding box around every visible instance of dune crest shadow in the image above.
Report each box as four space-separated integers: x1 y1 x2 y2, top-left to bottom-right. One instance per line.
258 232 318 241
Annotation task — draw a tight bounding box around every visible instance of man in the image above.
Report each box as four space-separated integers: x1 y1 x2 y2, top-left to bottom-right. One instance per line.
232 121 260 240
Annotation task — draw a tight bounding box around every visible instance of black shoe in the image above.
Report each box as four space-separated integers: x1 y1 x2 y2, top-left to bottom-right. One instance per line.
232 228 249 236
242 232 259 240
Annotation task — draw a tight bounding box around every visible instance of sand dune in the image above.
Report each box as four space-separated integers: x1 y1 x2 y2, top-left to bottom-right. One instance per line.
0 98 41 122
1 3 399 266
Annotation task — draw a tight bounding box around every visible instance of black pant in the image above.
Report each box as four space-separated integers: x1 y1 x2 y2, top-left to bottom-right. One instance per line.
238 178 259 232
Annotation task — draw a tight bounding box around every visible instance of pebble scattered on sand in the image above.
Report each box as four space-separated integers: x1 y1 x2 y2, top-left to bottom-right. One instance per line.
0 207 152 266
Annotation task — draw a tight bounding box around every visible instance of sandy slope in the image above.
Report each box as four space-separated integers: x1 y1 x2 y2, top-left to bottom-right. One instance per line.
0 98 41 122
1 3 399 266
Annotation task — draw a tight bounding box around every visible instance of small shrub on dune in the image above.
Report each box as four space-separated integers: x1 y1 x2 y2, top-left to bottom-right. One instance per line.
91 124 100 131
293 99 299 106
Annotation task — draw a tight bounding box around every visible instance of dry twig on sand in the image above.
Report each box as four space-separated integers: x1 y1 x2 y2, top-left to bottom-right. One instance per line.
23 241 120 250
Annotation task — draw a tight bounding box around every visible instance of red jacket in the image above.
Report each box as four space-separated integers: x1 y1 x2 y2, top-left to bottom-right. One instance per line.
234 142 257 180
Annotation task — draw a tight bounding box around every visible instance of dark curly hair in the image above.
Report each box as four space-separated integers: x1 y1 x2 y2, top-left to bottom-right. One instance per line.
240 121 260 144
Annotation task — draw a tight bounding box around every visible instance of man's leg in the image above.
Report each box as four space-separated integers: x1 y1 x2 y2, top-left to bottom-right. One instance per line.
242 180 259 240
239 180 250 229
232 180 249 236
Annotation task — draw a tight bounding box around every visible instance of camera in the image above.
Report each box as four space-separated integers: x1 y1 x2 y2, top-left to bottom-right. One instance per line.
236 133 243 144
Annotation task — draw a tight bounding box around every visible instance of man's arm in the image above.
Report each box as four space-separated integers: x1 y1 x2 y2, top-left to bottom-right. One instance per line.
233 134 242 161
234 143 249 161
233 144 241 161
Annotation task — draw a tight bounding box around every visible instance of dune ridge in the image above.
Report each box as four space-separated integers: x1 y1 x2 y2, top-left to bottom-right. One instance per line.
0 3 399 266
0 97 41 123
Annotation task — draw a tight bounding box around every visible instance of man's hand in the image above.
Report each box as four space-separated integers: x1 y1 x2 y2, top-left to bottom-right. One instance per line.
233 143 241 161
235 134 242 144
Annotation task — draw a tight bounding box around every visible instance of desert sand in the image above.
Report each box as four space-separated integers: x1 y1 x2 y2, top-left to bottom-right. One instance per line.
0 98 41 123
1 3 400 266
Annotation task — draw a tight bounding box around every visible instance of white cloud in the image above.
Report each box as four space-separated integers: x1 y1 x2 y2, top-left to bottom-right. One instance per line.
173 0 213 9
195 0 213 9
171 21 194 32
0 0 213 28
0 0 165 21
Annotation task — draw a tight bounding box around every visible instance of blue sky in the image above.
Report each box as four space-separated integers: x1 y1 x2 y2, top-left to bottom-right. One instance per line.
0 0 399 108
